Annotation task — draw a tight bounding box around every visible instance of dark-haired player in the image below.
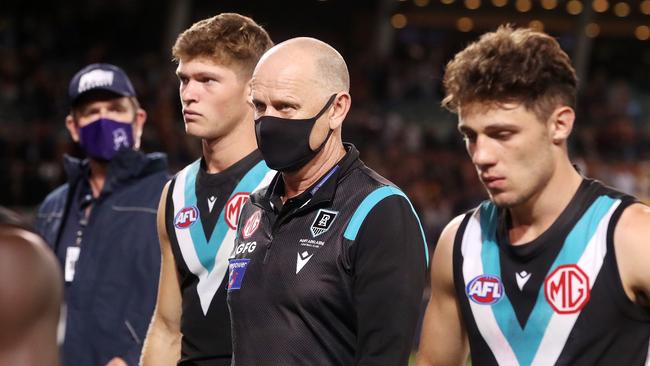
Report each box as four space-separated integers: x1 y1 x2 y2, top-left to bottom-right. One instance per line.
417 25 650 366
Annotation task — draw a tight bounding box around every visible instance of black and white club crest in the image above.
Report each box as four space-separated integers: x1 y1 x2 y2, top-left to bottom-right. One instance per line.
310 209 338 237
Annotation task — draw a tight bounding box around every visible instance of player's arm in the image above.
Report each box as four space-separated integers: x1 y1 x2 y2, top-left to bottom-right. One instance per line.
350 195 428 366
613 203 650 308
140 182 182 366
416 215 469 366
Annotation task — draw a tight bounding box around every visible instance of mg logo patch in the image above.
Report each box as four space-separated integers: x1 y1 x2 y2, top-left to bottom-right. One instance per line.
466 274 504 305
544 264 590 314
227 258 251 291
225 192 250 229
310 209 338 237
241 210 262 239
174 206 199 229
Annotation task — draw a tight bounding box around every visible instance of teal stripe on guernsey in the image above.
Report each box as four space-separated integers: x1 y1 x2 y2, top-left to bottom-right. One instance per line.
343 186 429 267
184 159 270 273
479 195 617 365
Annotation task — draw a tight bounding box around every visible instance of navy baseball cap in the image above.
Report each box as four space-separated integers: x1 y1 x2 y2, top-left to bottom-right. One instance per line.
68 63 136 105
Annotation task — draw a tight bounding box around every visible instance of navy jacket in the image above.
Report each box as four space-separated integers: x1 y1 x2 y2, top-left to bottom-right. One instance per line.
36 150 169 366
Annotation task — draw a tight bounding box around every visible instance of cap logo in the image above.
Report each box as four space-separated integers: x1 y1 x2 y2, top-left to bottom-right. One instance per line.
78 69 114 93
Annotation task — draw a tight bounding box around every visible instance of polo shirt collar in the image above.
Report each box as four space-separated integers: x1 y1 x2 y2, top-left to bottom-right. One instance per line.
253 143 361 214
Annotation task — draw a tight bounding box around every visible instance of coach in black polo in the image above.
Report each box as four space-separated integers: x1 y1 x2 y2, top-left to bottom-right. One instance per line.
227 37 428 366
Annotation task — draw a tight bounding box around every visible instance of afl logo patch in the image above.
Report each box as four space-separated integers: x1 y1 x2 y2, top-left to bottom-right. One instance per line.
241 210 262 239
225 192 250 230
544 264 590 314
466 275 504 305
174 206 199 229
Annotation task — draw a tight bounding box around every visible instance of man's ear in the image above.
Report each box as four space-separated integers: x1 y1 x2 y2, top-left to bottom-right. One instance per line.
132 108 147 150
65 115 80 143
245 79 252 100
549 106 575 145
328 92 351 131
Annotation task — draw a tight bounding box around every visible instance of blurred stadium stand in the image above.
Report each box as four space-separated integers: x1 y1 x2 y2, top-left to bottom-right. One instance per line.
2 0 650 253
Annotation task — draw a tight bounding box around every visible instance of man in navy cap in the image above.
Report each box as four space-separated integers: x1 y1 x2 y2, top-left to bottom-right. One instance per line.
36 63 169 366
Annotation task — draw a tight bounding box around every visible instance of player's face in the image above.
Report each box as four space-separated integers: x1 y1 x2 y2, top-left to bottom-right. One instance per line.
176 58 250 140
458 102 556 208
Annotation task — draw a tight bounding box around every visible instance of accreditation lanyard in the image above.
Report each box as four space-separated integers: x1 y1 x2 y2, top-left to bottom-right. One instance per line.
64 194 94 283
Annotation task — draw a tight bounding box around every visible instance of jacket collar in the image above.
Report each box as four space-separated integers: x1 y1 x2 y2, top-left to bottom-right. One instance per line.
63 149 168 196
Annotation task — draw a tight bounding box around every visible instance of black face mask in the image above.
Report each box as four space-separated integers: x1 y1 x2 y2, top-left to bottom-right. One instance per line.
255 94 337 172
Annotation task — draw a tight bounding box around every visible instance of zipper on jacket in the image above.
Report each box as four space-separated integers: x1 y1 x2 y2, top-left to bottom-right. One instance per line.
263 209 294 264
263 220 280 264
260 194 316 264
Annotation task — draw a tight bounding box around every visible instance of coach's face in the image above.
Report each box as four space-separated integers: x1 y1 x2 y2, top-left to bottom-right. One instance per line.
249 50 334 150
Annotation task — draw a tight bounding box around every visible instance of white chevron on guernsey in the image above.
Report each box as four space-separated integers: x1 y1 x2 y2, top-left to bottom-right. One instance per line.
172 164 276 315
463 200 620 365
462 211 520 365
531 200 620 366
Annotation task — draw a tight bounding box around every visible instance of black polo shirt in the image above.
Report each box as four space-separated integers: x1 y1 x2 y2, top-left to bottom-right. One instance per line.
227 143 428 366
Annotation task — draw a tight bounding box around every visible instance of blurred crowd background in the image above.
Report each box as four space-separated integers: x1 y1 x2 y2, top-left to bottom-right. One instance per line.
3 0 650 250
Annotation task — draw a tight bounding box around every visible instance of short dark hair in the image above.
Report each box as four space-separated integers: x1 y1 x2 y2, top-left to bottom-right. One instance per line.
442 25 578 120
172 13 273 79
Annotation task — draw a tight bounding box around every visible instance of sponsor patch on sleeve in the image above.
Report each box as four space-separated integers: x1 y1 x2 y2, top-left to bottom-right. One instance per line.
227 258 251 291
241 210 262 239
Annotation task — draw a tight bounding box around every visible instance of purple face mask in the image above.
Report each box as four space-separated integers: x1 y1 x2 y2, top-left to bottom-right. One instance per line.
78 118 135 161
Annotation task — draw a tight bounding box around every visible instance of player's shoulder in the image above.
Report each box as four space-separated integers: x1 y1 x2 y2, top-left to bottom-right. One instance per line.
611 201 650 277
615 202 650 246
438 214 467 249
174 159 202 180
428 214 467 289
611 202 650 304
